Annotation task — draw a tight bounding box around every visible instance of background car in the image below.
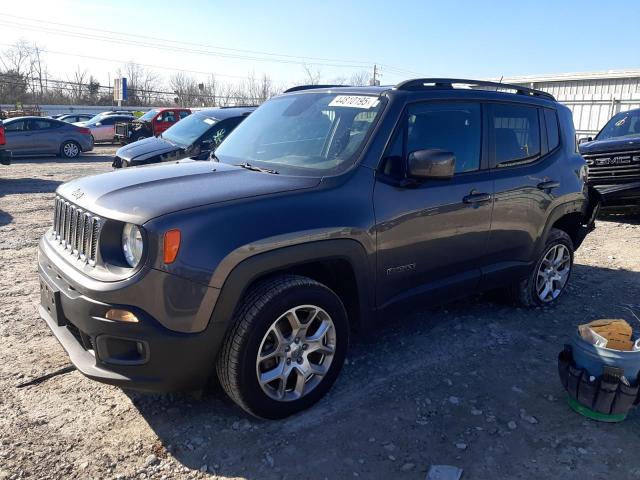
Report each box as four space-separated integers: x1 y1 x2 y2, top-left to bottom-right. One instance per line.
57 113 95 124
112 107 254 168
0 120 11 165
3 116 93 158
77 114 135 143
579 107 640 208
115 108 191 144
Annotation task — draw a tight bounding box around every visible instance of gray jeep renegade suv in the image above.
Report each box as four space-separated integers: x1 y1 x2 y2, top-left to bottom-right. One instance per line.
38 79 597 418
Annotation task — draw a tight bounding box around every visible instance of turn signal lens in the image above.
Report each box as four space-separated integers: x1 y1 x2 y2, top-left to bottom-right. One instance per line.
105 309 139 323
163 229 181 264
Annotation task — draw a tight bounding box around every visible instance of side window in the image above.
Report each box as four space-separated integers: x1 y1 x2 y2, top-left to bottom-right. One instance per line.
29 119 55 130
179 111 190 120
491 104 540 166
4 120 26 132
100 117 116 125
544 109 560 151
407 102 481 173
161 111 176 123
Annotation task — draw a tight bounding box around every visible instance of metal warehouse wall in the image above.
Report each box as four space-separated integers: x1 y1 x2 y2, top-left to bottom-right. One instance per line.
502 71 640 138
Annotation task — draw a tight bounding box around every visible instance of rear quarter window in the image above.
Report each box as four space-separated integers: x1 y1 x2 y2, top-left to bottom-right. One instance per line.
544 109 560 151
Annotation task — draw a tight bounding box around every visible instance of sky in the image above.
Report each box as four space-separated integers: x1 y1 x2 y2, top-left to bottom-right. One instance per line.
1 0 639 90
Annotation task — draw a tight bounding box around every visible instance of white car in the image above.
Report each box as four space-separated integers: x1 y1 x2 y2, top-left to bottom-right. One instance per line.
74 113 134 143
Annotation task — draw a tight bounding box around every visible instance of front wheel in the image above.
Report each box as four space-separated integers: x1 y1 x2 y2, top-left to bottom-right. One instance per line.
216 275 348 419
514 228 574 307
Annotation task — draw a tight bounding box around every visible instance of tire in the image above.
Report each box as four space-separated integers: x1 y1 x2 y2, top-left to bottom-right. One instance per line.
216 274 349 419
60 141 80 159
514 228 574 307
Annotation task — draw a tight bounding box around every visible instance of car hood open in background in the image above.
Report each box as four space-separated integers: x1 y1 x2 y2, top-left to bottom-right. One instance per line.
116 136 183 162
56 161 320 224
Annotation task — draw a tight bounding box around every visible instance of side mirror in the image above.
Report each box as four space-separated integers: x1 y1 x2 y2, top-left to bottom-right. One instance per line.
407 149 455 180
578 136 593 145
95 122 102 127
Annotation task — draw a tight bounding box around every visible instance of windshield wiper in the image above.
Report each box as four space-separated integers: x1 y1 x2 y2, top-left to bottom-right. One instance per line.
235 162 279 174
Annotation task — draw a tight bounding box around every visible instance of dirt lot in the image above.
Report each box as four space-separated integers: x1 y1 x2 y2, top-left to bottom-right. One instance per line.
1 147 640 480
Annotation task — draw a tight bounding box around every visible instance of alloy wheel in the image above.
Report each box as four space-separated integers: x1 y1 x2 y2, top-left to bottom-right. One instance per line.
256 305 336 402
63 142 79 158
536 244 571 302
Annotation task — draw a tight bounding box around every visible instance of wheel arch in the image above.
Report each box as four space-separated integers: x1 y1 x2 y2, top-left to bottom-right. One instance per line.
209 239 375 335
538 200 591 254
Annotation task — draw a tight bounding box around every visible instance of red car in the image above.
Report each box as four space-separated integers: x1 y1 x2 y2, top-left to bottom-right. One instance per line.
115 108 191 144
0 121 12 165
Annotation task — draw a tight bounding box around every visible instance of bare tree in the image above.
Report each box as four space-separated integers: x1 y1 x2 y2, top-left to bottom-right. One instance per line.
67 66 87 103
169 72 199 107
117 61 161 105
349 70 370 86
301 64 322 85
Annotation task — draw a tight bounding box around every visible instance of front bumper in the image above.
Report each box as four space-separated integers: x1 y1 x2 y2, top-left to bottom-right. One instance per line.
593 182 640 208
38 239 228 393
0 149 11 165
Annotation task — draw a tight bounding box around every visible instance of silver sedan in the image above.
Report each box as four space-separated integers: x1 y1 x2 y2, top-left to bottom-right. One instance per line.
76 114 134 143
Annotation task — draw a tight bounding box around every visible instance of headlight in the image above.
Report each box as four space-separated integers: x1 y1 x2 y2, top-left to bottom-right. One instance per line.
122 223 144 268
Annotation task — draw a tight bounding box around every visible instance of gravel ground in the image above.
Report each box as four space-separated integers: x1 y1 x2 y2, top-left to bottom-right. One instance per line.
1 147 640 480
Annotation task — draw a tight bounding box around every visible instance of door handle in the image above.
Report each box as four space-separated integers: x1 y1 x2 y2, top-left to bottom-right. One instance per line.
463 192 492 204
537 180 560 190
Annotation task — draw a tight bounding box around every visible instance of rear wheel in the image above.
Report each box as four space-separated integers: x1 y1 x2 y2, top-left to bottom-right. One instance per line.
60 141 80 159
514 228 574 307
216 274 348 419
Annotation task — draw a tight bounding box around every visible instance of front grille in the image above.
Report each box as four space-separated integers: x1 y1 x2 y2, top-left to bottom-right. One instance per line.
584 151 640 184
51 195 101 265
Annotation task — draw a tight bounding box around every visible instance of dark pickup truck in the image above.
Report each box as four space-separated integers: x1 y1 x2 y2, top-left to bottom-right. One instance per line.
579 108 640 208
38 79 597 419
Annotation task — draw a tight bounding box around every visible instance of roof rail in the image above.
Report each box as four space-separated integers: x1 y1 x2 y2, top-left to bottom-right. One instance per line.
284 84 349 93
394 78 556 101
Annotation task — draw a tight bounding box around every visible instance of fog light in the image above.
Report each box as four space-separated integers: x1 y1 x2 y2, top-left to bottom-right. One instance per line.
105 309 139 323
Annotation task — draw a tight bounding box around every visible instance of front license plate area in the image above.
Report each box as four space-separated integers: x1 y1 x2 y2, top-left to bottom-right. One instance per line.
40 279 64 326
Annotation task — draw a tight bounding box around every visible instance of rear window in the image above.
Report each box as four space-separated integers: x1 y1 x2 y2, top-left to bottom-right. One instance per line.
544 109 560 151
491 104 540 166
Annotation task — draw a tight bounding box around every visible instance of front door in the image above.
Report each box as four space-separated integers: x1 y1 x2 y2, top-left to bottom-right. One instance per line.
3 119 30 154
373 101 494 307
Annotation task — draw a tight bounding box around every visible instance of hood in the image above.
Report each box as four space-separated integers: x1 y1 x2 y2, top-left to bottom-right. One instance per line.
579 136 640 155
116 136 182 162
56 161 321 224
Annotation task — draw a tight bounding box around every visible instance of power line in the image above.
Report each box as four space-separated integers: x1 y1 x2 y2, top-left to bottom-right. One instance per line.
0 14 422 78
0 20 374 70
0 43 248 81
0 13 376 68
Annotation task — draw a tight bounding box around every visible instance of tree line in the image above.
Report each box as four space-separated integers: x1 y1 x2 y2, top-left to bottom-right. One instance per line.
0 40 372 108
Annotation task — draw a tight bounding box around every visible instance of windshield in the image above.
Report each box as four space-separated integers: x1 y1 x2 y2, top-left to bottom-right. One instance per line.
214 92 385 175
161 113 216 147
597 110 640 140
139 109 159 122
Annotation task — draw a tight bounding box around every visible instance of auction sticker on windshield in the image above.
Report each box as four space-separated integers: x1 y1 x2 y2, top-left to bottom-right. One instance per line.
328 96 379 109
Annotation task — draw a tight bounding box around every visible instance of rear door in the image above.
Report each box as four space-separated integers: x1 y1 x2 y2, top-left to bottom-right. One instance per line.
373 101 494 307
26 119 62 154
483 102 560 285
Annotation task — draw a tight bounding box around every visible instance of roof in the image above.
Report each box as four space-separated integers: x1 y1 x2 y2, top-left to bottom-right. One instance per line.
489 68 640 84
194 106 256 120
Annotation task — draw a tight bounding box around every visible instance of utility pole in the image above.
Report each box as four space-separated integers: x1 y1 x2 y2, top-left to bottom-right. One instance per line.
369 63 380 86
370 64 380 86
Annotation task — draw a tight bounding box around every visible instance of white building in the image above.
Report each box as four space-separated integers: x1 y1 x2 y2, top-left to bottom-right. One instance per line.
496 69 640 137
